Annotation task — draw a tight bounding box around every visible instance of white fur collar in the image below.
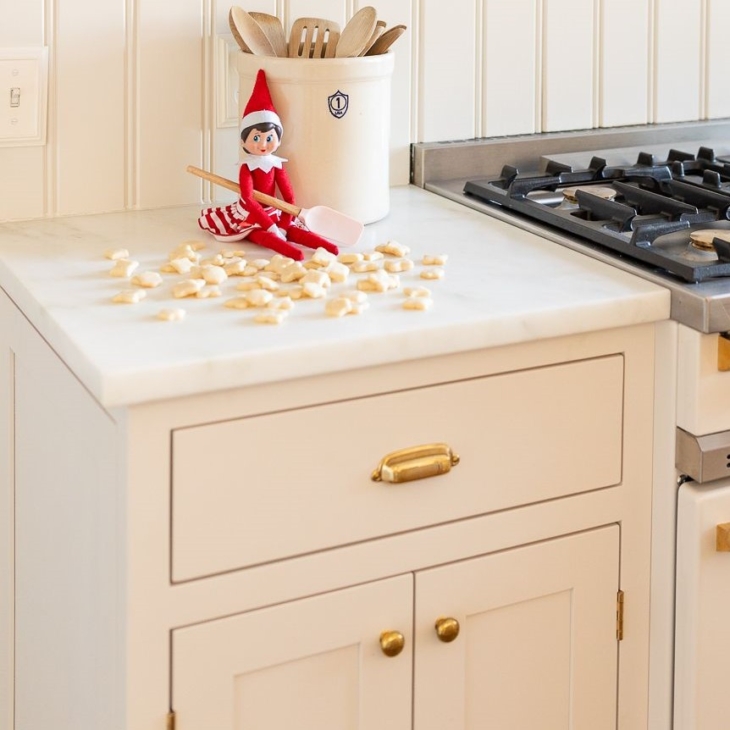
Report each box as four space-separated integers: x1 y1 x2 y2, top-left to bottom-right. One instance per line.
241 153 287 173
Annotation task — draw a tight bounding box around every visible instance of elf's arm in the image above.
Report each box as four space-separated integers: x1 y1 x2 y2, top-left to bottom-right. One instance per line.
238 165 279 230
274 167 295 229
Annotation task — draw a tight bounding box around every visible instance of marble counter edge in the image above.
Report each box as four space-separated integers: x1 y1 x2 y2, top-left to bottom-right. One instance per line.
0 186 672 409
96 288 668 407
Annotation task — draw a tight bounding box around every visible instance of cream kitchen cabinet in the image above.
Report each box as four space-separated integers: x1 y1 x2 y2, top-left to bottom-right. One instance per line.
173 526 619 730
0 285 658 730
172 575 415 730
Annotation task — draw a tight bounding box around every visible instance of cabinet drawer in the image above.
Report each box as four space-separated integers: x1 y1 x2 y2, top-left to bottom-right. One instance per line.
172 356 623 582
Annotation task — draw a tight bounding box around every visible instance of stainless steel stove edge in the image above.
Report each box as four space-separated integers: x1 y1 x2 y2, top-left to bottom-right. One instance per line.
425 177 730 335
412 119 730 187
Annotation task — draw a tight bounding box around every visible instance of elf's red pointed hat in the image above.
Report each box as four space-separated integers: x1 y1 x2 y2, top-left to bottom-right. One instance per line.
241 69 282 132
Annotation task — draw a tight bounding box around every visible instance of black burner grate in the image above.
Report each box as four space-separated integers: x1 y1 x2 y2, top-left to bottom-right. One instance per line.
464 147 730 282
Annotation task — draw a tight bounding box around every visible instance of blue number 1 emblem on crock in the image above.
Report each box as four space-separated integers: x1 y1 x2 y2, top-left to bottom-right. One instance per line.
328 90 349 118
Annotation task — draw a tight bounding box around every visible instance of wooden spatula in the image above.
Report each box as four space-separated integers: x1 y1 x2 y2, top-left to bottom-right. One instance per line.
187 166 364 247
288 17 341 58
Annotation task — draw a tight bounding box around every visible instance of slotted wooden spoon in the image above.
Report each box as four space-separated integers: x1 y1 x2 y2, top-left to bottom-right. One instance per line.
249 12 288 57
335 6 377 57
288 17 341 58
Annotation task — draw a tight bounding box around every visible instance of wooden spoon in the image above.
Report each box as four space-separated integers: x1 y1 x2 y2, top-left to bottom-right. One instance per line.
288 17 341 58
229 6 276 56
359 19 386 56
365 24 406 55
335 6 378 57
250 12 287 57
228 7 252 53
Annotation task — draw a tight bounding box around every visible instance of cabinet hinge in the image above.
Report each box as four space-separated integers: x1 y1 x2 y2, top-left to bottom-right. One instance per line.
616 589 625 641
166 711 176 730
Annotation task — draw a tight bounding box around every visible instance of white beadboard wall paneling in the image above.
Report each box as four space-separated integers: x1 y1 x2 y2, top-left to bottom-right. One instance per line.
202 0 214 203
0 0 46 221
542 0 595 132
653 0 702 123
481 0 538 138
599 0 650 127
417 0 477 142
359 0 413 185
53 0 126 216
0 0 43 44
705 0 730 119
0 143 47 222
125 0 137 208
135 0 204 209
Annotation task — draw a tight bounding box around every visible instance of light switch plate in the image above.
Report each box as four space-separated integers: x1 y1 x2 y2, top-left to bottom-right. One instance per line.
0 47 48 147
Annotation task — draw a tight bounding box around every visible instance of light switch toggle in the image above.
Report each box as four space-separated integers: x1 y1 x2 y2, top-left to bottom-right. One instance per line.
10 87 20 108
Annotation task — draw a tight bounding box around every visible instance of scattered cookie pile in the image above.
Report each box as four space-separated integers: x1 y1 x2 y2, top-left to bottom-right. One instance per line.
105 239 447 324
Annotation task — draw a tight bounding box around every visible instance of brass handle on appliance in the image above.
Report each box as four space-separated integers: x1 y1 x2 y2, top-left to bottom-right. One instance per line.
371 443 460 484
379 630 405 657
716 523 730 551
718 333 730 372
434 617 460 642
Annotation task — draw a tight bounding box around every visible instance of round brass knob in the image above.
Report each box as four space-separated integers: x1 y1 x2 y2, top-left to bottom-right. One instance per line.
435 617 460 642
379 630 405 657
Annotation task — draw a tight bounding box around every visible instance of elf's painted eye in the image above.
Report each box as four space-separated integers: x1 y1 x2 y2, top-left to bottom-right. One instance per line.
252 134 260 142
266 135 273 143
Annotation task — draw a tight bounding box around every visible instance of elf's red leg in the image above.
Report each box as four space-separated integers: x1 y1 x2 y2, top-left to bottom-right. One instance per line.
284 226 339 256
247 228 304 261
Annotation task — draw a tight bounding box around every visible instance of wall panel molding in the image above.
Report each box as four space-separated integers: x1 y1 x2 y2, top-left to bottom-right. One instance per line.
599 0 650 128
705 0 730 118
653 0 702 123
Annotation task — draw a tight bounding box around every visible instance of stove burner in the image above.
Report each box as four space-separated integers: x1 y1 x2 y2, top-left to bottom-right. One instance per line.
464 146 730 282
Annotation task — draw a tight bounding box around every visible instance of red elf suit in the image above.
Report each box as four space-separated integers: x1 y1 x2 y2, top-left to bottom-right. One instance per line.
198 70 338 261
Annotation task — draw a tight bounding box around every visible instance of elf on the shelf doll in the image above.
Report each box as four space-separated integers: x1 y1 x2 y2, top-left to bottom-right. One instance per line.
197 69 338 261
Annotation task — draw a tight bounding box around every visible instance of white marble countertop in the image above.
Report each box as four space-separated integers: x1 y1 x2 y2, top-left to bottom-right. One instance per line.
0 185 670 408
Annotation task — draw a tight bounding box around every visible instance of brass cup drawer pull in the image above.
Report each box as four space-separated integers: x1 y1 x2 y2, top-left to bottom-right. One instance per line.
371 442 460 484
435 617 460 642
717 523 730 551
379 630 405 657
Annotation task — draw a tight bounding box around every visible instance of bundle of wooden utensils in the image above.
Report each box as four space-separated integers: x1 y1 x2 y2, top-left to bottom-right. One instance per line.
229 5 406 58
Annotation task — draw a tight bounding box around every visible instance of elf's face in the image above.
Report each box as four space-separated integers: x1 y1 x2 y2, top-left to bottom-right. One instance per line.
243 128 280 156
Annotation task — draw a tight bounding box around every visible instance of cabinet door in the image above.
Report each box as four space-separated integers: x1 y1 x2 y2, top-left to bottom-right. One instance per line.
675 481 730 729
414 526 619 730
172 575 413 730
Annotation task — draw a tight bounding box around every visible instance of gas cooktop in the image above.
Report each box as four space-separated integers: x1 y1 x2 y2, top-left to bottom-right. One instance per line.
463 146 730 283
412 120 730 333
